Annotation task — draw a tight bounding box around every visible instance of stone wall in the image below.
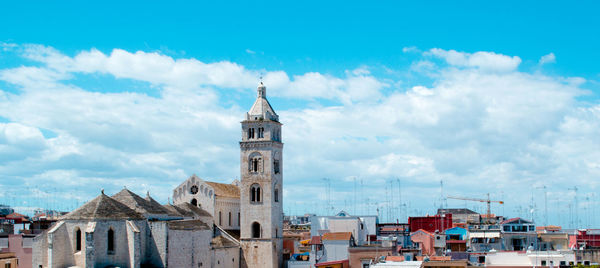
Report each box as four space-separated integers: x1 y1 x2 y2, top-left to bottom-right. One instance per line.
147 221 168 267
212 246 240 268
215 197 241 230
348 247 394 268
32 230 48 268
173 176 217 216
241 239 281 268
167 228 212 268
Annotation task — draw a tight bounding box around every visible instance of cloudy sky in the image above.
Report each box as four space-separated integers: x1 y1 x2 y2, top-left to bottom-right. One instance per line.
1 1 599 228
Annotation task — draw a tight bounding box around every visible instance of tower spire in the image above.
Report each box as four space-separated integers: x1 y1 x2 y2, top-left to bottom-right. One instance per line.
257 81 266 98
247 81 278 122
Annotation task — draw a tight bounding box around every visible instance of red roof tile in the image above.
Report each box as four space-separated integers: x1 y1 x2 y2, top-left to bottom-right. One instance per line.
315 259 349 267
322 232 353 241
309 236 322 245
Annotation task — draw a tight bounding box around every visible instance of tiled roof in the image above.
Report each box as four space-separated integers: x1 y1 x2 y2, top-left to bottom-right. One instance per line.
211 235 239 248
500 217 532 225
167 219 210 230
112 189 170 215
62 192 144 220
163 203 212 218
5 213 28 220
322 232 353 241
206 182 240 198
309 236 322 245
386 256 406 262
437 208 478 215
315 259 349 267
411 229 434 237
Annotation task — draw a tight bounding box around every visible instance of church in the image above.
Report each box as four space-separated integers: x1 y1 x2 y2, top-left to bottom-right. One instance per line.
32 82 284 268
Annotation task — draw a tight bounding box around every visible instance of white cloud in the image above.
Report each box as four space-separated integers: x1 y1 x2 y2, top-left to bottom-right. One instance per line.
402 46 420 53
426 48 522 72
539 52 556 65
0 44 598 225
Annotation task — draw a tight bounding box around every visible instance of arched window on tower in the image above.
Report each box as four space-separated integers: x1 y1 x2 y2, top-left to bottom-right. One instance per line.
258 127 264 138
75 228 82 252
250 184 262 203
107 228 115 254
252 222 261 238
274 160 280 174
219 211 222 226
248 152 263 173
274 188 279 202
228 212 232 226
248 128 255 139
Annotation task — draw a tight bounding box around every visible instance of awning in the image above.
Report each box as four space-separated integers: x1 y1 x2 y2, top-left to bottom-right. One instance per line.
469 232 500 238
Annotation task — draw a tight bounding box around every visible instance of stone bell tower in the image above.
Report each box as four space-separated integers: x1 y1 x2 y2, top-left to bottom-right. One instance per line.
240 82 283 268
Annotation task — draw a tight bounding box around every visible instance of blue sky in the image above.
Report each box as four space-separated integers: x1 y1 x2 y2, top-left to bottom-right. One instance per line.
1 1 599 227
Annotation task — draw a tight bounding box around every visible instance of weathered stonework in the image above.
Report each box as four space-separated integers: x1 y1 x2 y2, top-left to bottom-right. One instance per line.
240 82 283 268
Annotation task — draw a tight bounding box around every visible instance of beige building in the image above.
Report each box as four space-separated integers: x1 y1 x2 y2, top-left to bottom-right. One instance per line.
33 82 283 268
239 82 284 268
32 189 239 268
173 82 284 267
173 175 241 231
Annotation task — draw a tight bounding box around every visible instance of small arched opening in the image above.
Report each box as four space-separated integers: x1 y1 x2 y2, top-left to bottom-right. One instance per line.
107 228 115 254
251 222 261 238
191 198 198 206
250 184 261 203
75 228 82 252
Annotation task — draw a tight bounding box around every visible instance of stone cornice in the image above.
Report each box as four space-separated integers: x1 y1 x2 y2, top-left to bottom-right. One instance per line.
240 141 284 148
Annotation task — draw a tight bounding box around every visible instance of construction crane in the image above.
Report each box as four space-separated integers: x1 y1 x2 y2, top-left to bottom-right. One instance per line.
447 193 504 220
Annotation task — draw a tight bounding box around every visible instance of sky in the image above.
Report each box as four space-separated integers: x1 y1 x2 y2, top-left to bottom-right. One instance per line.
0 1 599 228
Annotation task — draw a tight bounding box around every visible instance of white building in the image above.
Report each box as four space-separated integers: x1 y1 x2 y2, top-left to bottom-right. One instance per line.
32 189 240 268
173 175 241 231
239 82 284 268
484 250 576 267
310 211 378 246
33 82 284 268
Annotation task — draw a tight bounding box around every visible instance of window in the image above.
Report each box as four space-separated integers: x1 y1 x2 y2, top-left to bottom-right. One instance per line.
228 212 232 226
75 228 82 251
190 185 198 194
503 226 510 232
541 260 547 266
274 188 279 202
238 212 240 226
249 152 263 173
252 222 261 238
219 211 222 226
107 228 115 254
248 128 255 139
191 198 197 206
258 127 264 138
250 184 262 203
274 160 280 174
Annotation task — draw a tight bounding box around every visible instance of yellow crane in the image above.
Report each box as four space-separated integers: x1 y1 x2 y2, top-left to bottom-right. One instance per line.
447 193 504 219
